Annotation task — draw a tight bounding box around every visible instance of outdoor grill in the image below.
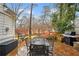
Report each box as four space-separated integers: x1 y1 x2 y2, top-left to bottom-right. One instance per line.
28 37 52 56
63 31 77 46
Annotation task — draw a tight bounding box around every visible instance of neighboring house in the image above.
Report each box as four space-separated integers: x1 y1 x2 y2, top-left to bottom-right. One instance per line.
0 4 16 43
75 17 79 34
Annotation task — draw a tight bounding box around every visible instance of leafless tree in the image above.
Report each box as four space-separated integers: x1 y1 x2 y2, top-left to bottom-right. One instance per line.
40 6 52 35
5 3 29 30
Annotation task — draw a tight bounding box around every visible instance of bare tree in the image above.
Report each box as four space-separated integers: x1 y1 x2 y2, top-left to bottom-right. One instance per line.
40 6 52 36
5 3 29 30
5 3 28 20
28 3 33 40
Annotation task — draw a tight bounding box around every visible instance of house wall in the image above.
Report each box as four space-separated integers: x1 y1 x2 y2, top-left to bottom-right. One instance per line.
0 4 15 43
75 17 79 34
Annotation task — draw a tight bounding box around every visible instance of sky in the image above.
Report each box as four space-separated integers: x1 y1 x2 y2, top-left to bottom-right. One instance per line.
6 3 57 17
31 3 57 16
6 3 79 19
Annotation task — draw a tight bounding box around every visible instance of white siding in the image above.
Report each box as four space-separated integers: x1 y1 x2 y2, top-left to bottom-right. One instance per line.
0 13 5 35
0 4 15 43
0 4 3 12
75 17 79 34
0 13 15 43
